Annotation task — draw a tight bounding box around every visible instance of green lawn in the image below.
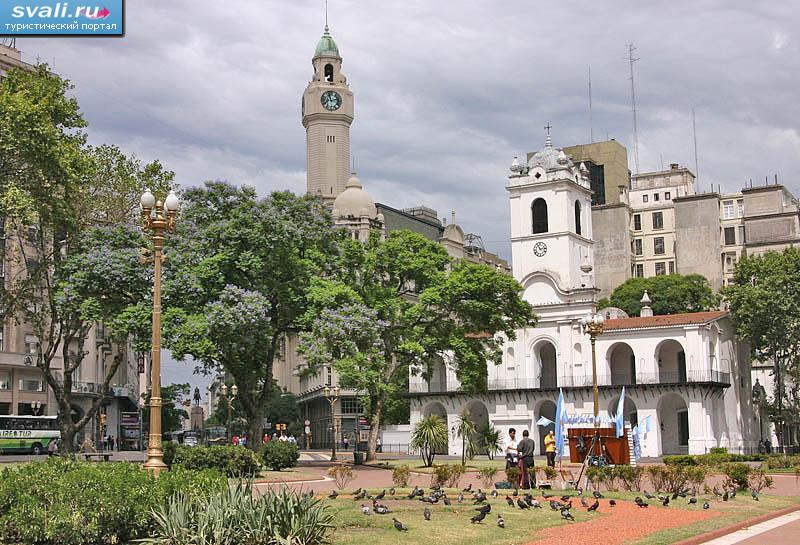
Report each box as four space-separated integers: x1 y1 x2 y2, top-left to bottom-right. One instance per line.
368 457 516 473
256 469 322 482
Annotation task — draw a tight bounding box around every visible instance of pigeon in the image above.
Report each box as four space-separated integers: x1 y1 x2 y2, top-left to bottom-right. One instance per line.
662 496 670 507
491 490 498 499
634 497 644 505
471 510 487 524
431 484 441 491
751 489 759 501
389 488 395 497
609 500 616 507
657 495 669 503
361 504 371 515
531 499 542 509
473 491 487 504
561 508 575 521
475 504 491 515
703 501 710 510
580 497 589 508
560 495 572 502
722 491 729 502
393 518 408 531
423 507 431 521
420 496 434 504
517 498 530 509
593 491 603 499
688 497 697 505
638 502 649 508
549 500 561 511
542 491 552 498
354 488 363 496
496 514 505 528
375 504 390 515
730 489 737 499
328 490 338 499
691 487 698 497
376 490 386 500
712 486 722 497
407 488 419 500
524 495 534 507
588 500 599 512
506 496 515 507
643 491 654 499
457 492 464 503
443 495 451 506
463 483 472 492
671 491 679 501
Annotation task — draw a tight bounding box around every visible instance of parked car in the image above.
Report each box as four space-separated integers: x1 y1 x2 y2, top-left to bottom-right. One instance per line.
183 436 199 447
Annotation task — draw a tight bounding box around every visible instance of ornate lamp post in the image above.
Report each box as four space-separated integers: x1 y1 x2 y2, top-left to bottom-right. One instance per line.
219 383 238 444
31 400 42 416
581 312 605 427
323 385 340 462
140 188 180 475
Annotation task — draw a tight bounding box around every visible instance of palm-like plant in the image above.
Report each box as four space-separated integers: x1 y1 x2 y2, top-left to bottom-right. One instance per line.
478 423 502 460
455 410 478 466
411 415 448 467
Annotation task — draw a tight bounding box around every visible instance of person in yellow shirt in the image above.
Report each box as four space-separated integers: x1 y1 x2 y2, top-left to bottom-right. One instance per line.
544 430 556 467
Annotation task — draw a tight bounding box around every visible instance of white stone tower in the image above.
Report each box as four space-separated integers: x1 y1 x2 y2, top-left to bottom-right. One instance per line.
302 25 354 207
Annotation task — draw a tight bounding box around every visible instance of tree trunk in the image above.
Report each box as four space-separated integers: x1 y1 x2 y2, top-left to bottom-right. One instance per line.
59 415 77 455
366 395 383 462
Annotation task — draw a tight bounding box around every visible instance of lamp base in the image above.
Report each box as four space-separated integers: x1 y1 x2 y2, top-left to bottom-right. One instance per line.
143 451 167 476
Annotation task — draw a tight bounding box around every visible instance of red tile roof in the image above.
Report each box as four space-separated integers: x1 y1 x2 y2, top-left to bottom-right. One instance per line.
603 310 728 331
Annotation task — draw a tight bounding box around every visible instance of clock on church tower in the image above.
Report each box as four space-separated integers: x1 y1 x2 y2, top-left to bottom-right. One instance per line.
302 25 355 207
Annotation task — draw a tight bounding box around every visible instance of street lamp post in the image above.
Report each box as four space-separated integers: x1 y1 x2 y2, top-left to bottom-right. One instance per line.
323 385 340 462
581 312 605 428
140 188 180 476
219 383 238 444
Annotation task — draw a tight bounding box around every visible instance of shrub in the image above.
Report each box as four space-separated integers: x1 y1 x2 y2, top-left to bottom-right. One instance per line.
541 466 558 480
722 462 752 490
411 415 448 467
765 455 800 470
163 440 177 467
260 440 300 471
477 424 503 460
328 465 355 489
709 447 728 454
142 482 334 545
478 467 498 488
665 453 765 467
663 455 698 466
505 466 519 486
646 464 705 494
616 465 645 492
748 468 774 493
173 445 262 477
431 464 465 488
0 458 226 545
392 464 411 487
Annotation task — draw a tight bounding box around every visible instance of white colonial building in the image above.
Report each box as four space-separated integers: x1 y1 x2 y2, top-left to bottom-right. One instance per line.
409 133 759 458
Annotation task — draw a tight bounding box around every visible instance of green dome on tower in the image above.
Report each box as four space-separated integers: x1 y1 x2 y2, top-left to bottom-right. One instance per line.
314 25 340 58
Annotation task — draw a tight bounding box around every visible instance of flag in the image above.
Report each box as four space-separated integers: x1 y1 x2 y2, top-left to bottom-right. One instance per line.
615 387 626 438
554 389 566 457
536 416 554 427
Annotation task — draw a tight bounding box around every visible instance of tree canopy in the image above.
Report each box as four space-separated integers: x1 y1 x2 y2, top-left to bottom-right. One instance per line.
722 248 800 446
602 274 719 316
298 230 536 461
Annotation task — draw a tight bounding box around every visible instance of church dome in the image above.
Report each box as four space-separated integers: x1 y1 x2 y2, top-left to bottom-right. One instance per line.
332 173 377 219
314 26 340 58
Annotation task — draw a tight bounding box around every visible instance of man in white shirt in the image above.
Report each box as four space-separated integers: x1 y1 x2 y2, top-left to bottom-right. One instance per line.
505 428 518 469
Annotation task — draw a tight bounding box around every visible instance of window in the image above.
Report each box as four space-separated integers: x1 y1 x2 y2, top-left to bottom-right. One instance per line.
340 398 363 414
574 201 582 236
326 135 336 143
0 329 3 351
737 199 744 217
654 237 665 255
654 193 660 201
633 239 643 255
643 195 649 203
19 378 43 392
724 227 736 245
652 211 664 229
531 198 548 234
739 225 746 244
669 261 675 274
0 402 9 415
723 200 734 219
633 214 642 231
665 191 671 200
25 334 38 356
655 262 666 276
0 370 9 390
634 264 644 278
325 366 332 387
324 63 334 82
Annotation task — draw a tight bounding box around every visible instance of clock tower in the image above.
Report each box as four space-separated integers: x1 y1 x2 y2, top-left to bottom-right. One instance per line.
302 25 354 207
507 129 597 309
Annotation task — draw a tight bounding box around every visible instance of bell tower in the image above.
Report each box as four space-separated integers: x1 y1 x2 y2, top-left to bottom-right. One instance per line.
302 25 354 207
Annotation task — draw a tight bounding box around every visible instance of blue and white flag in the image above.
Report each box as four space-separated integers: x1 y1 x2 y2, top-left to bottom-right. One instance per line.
554 389 566 457
536 416 554 427
615 387 626 438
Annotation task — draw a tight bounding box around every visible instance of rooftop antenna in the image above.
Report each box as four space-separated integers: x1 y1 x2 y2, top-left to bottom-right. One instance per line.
692 107 700 190
325 0 328 27
544 121 552 147
588 65 594 143
627 44 640 174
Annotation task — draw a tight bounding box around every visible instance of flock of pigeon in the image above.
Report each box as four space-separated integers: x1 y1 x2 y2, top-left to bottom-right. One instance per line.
324 480 761 532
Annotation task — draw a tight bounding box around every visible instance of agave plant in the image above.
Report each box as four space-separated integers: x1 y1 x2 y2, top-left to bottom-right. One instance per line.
411 415 448 467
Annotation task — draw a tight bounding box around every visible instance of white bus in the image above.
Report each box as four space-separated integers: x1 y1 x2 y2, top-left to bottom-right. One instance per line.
0 415 59 455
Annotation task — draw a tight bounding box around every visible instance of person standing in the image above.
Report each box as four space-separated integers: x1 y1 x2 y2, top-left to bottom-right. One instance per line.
376 436 382 453
343 435 349 450
517 430 536 489
544 430 557 467
232 435 239 446
505 428 518 469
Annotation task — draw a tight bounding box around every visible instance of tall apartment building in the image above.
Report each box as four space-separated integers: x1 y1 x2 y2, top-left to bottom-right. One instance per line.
0 43 142 449
562 140 630 206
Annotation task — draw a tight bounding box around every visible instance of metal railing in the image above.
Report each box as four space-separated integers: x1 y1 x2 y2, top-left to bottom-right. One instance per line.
410 369 731 393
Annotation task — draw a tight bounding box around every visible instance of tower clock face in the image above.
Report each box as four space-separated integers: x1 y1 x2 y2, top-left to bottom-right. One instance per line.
321 90 342 111
533 241 548 257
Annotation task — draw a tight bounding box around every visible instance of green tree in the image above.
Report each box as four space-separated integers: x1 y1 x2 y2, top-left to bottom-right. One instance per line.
455 410 478 465
410 415 448 467
477 423 502 460
206 384 301 437
141 383 190 434
723 248 800 447
162 182 338 450
0 65 172 453
608 274 719 316
298 230 536 461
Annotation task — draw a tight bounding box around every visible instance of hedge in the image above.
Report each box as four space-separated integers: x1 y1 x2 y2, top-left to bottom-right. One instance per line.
664 452 766 467
170 444 262 477
0 458 226 545
260 440 300 471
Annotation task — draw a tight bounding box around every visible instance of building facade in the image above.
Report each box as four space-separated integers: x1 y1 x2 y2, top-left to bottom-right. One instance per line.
408 135 758 458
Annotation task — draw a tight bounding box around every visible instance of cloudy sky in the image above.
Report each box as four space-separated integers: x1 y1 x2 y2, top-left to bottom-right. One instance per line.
15 0 799 391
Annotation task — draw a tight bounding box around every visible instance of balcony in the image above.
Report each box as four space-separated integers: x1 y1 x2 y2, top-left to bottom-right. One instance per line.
409 370 731 394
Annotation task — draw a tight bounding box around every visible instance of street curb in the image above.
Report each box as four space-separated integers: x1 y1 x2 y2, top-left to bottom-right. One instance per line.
671 503 800 545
